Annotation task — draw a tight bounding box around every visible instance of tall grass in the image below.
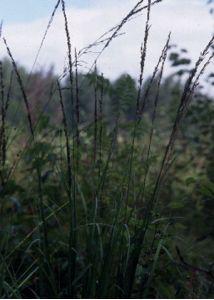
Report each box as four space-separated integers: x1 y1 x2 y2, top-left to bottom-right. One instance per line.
0 0 214 298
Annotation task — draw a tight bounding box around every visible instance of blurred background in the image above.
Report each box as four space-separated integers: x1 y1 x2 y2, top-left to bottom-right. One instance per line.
0 0 213 81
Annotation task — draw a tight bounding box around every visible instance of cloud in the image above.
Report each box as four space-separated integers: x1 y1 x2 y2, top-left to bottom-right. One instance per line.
0 0 213 81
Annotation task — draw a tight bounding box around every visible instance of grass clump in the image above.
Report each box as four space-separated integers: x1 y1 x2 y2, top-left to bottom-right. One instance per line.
0 0 214 298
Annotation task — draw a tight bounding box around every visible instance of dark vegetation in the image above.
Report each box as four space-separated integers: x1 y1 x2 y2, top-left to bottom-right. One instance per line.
0 0 214 298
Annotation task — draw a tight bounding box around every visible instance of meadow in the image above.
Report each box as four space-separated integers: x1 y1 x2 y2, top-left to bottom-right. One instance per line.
0 0 214 298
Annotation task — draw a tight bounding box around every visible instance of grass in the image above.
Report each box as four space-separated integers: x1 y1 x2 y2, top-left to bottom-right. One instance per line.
0 0 214 298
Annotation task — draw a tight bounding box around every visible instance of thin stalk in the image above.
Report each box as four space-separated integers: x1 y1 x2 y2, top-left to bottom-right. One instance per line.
125 34 214 298
137 32 170 212
0 68 13 186
61 0 74 130
93 67 98 164
150 36 214 211
98 73 104 177
57 80 76 297
75 48 80 170
3 37 52 297
136 0 151 114
61 1 77 295
74 0 163 85
5 70 13 115
3 38 34 137
124 0 152 218
96 115 119 200
0 61 6 185
29 0 61 78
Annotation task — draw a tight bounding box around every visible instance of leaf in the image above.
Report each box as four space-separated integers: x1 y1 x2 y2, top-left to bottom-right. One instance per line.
185 177 196 186
172 58 191 66
169 52 179 61
168 201 185 209
200 180 214 198
174 223 186 231
208 72 214 78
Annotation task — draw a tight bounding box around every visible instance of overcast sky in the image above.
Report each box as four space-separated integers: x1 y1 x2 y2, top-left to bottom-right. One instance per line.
0 0 213 81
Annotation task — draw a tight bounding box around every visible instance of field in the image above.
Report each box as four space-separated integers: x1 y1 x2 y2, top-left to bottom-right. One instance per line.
0 0 214 298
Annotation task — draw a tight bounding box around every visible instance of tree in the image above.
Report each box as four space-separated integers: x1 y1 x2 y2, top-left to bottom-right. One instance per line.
110 73 137 122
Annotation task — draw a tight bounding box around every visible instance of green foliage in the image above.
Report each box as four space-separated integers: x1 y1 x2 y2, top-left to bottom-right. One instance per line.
110 73 137 120
0 57 214 297
0 1 214 298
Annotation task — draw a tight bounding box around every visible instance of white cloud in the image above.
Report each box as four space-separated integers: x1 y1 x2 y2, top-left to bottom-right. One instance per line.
0 0 213 81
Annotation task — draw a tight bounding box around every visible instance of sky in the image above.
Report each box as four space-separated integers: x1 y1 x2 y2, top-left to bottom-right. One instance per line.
0 0 213 82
